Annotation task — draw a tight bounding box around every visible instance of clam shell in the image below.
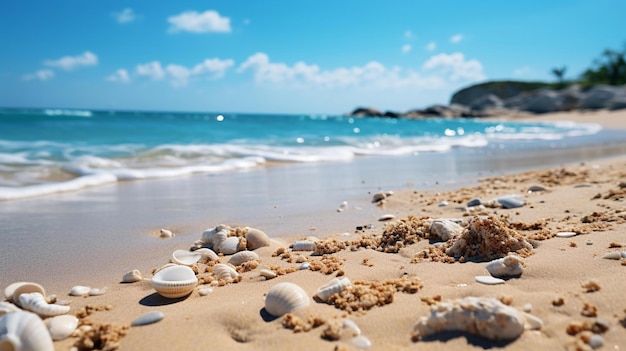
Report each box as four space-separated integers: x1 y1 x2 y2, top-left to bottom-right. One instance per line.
19 292 70 318
150 265 197 299
260 269 277 280
0 310 54 351
131 311 164 327
218 237 241 255
475 276 505 285
122 269 143 283
171 250 202 266
212 264 240 282
292 240 316 251
485 255 524 278
4 282 46 306
316 277 351 302
245 227 270 250
46 314 79 341
264 282 310 317
193 248 219 262
69 285 91 296
227 251 259 266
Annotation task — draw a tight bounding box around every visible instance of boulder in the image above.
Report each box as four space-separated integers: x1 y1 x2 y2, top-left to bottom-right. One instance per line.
523 89 563 114
469 94 503 111
350 107 382 117
580 85 623 110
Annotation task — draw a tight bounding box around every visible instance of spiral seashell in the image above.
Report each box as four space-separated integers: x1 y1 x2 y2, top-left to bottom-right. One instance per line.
292 240 316 251
18 292 70 318
316 277 351 302
212 264 240 283
485 255 524 278
218 237 241 255
264 282 310 317
227 251 259 266
212 230 228 252
122 269 143 283
193 248 219 262
0 310 54 351
245 227 270 250
150 265 198 299
171 250 202 266
4 282 46 306
45 314 79 341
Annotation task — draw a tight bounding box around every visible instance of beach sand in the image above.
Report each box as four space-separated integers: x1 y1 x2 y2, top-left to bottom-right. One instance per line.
2 110 626 351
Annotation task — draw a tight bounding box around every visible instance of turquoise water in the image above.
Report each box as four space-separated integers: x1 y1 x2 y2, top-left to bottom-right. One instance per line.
0 107 604 200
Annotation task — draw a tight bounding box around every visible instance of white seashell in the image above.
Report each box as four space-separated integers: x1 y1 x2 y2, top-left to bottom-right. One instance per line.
193 248 219 262
602 251 626 260
0 310 54 351
0 302 20 317
556 231 577 238
198 287 213 296
46 314 79 341
150 265 197 299
201 227 219 245
351 335 372 349
212 264 240 282
485 255 524 278
88 287 107 296
264 282 310 317
227 251 259 266
299 262 310 270
18 293 70 318
171 250 201 266
343 319 361 336
412 297 539 341
316 277 351 302
430 219 463 241
69 286 91 296
523 312 543 330
159 229 174 238
245 227 270 250
155 263 178 272
218 236 241 255
4 282 46 306
292 240 316 251
260 269 277 280
122 269 143 283
131 311 164 327
211 230 228 252
496 195 526 209
378 214 395 221
474 276 505 285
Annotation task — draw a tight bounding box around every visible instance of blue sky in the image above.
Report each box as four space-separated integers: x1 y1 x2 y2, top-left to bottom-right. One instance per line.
1 1 624 114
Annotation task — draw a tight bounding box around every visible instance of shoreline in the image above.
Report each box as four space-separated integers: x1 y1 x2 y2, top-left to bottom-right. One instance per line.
2 109 626 350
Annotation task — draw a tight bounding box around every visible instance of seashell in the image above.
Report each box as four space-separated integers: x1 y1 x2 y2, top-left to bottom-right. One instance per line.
201 225 227 245
412 297 539 341
523 312 543 330
155 263 178 272
351 335 372 349
260 269 277 280
430 219 463 241
245 227 270 250
122 269 143 283
467 198 482 207
212 264 240 283
45 314 79 341
193 248 219 262
556 231 577 238
5 282 46 306
343 319 361 336
69 286 91 296
474 276 505 285
88 287 107 296
171 249 201 266
159 229 174 238
299 262 310 270
292 240 316 251
527 185 547 193
218 236 241 255
438 201 448 207
496 195 526 209
372 192 386 203
264 282 310 317
0 310 54 351
316 277 351 302
18 293 70 318
227 251 259 266
0 302 20 317
378 214 395 221
212 230 228 252
150 265 197 299
485 255 524 278
198 287 213 296
131 311 164 327
602 251 626 260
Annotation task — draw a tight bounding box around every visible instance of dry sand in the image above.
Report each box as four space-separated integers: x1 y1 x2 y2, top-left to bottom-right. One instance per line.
3 110 626 351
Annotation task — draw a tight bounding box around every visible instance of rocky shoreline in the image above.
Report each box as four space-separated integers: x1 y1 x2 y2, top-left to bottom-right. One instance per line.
349 82 626 118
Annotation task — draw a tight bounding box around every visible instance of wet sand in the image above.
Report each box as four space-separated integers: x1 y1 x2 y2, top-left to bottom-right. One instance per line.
2 109 626 350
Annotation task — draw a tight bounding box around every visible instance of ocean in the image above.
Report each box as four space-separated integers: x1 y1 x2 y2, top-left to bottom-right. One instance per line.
0 107 618 201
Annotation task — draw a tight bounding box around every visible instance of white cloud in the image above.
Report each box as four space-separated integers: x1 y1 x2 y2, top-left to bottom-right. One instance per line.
22 69 55 81
401 44 412 53
136 61 166 80
404 30 413 39
450 34 464 44
513 66 533 77
426 42 437 51
106 69 131 83
44 51 98 71
113 8 136 24
135 58 234 86
422 52 485 81
167 10 231 33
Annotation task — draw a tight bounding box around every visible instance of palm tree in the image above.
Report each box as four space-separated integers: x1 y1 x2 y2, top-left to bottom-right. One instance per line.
551 66 567 85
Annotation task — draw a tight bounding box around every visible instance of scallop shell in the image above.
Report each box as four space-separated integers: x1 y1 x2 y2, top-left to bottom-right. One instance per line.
69 286 91 296
193 248 219 262
227 251 259 266
18 292 70 318
485 255 524 278
150 265 198 299
4 282 46 306
122 269 143 283
0 310 54 351
46 314 79 341
212 264 240 283
131 311 164 327
171 250 202 266
264 282 310 317
292 240 316 251
316 277 351 302
245 227 270 250
218 237 241 255
474 276 505 285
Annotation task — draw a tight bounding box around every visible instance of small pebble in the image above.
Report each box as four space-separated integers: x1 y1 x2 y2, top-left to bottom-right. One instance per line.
351 335 372 349
299 262 311 270
131 311 164 327
438 201 448 207
523 303 532 313
160 229 174 238
378 214 395 221
588 334 604 349
586 240 593 245
198 287 213 296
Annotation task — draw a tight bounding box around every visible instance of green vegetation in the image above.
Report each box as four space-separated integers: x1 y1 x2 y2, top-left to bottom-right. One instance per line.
581 45 626 86
551 66 567 86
